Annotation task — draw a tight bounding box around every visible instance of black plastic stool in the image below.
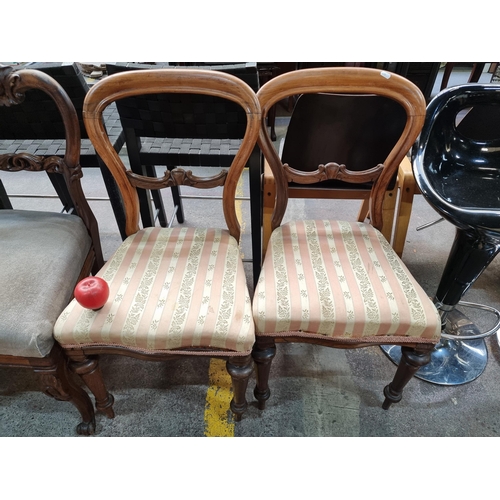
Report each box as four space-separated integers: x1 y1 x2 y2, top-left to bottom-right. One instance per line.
382 83 500 385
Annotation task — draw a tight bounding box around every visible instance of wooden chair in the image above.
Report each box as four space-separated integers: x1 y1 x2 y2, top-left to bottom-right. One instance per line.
252 67 441 411
261 89 413 258
0 65 104 435
53 68 260 424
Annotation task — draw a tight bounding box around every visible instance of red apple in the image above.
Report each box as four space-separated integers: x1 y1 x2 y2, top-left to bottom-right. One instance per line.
74 276 110 311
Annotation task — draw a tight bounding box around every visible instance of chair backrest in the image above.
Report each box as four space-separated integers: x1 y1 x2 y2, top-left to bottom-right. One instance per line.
82 68 261 239
281 92 407 190
106 62 259 141
107 62 259 90
257 67 426 232
412 83 500 229
0 62 91 140
0 65 103 271
0 62 123 160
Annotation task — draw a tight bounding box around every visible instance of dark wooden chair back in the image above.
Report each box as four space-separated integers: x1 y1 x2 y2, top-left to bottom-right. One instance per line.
0 62 126 236
0 65 103 271
0 62 90 140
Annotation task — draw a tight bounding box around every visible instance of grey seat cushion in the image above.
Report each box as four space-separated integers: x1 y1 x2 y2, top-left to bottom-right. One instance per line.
0 210 91 358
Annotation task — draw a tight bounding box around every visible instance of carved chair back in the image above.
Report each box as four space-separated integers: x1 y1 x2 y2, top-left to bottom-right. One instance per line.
0 65 103 272
257 67 426 234
82 68 261 241
281 92 407 190
0 62 127 238
0 63 90 141
104 63 263 282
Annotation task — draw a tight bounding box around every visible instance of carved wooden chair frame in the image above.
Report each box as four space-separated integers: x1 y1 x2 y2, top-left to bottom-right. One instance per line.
55 69 261 422
253 67 439 411
258 68 426 239
0 65 105 434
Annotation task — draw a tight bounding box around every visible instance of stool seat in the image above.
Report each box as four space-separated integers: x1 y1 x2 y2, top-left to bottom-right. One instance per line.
414 84 500 233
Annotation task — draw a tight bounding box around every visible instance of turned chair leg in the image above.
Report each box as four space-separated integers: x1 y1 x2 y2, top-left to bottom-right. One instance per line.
251 337 277 410
226 354 253 421
382 345 432 409
67 350 115 418
33 345 96 435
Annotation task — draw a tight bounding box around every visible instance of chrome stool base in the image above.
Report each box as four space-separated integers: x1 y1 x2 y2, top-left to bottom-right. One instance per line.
381 305 499 386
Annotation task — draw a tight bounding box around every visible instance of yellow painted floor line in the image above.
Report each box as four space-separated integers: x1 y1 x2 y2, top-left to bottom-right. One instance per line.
204 358 235 436
203 172 246 437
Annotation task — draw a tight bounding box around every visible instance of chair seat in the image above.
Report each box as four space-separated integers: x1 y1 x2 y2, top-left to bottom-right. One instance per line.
0 210 91 358
54 227 255 353
253 220 440 343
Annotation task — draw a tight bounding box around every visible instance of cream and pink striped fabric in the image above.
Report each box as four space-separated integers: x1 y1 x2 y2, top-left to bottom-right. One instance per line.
253 220 441 343
54 227 255 353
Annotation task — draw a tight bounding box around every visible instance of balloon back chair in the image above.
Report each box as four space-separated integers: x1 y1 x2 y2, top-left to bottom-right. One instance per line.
53 69 260 424
252 67 441 411
0 65 104 434
385 83 500 386
261 89 408 257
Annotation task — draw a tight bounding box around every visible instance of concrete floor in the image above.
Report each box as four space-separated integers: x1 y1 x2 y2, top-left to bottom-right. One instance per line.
1 65 500 437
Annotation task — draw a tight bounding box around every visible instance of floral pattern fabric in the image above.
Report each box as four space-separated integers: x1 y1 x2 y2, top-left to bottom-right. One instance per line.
55 227 254 353
253 220 441 342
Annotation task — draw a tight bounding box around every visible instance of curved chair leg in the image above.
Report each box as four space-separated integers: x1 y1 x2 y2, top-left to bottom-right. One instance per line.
33 345 96 435
251 336 277 410
67 350 115 419
382 345 432 409
226 354 253 421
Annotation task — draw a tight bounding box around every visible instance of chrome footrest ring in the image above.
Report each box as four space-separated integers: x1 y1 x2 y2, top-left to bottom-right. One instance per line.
439 301 500 341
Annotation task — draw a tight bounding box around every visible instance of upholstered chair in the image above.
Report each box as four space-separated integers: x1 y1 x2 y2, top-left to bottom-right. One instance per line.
0 65 104 434
53 69 260 425
252 67 441 411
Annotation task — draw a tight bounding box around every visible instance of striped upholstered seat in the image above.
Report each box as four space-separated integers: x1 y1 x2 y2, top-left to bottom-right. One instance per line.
253 220 440 343
55 227 254 353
